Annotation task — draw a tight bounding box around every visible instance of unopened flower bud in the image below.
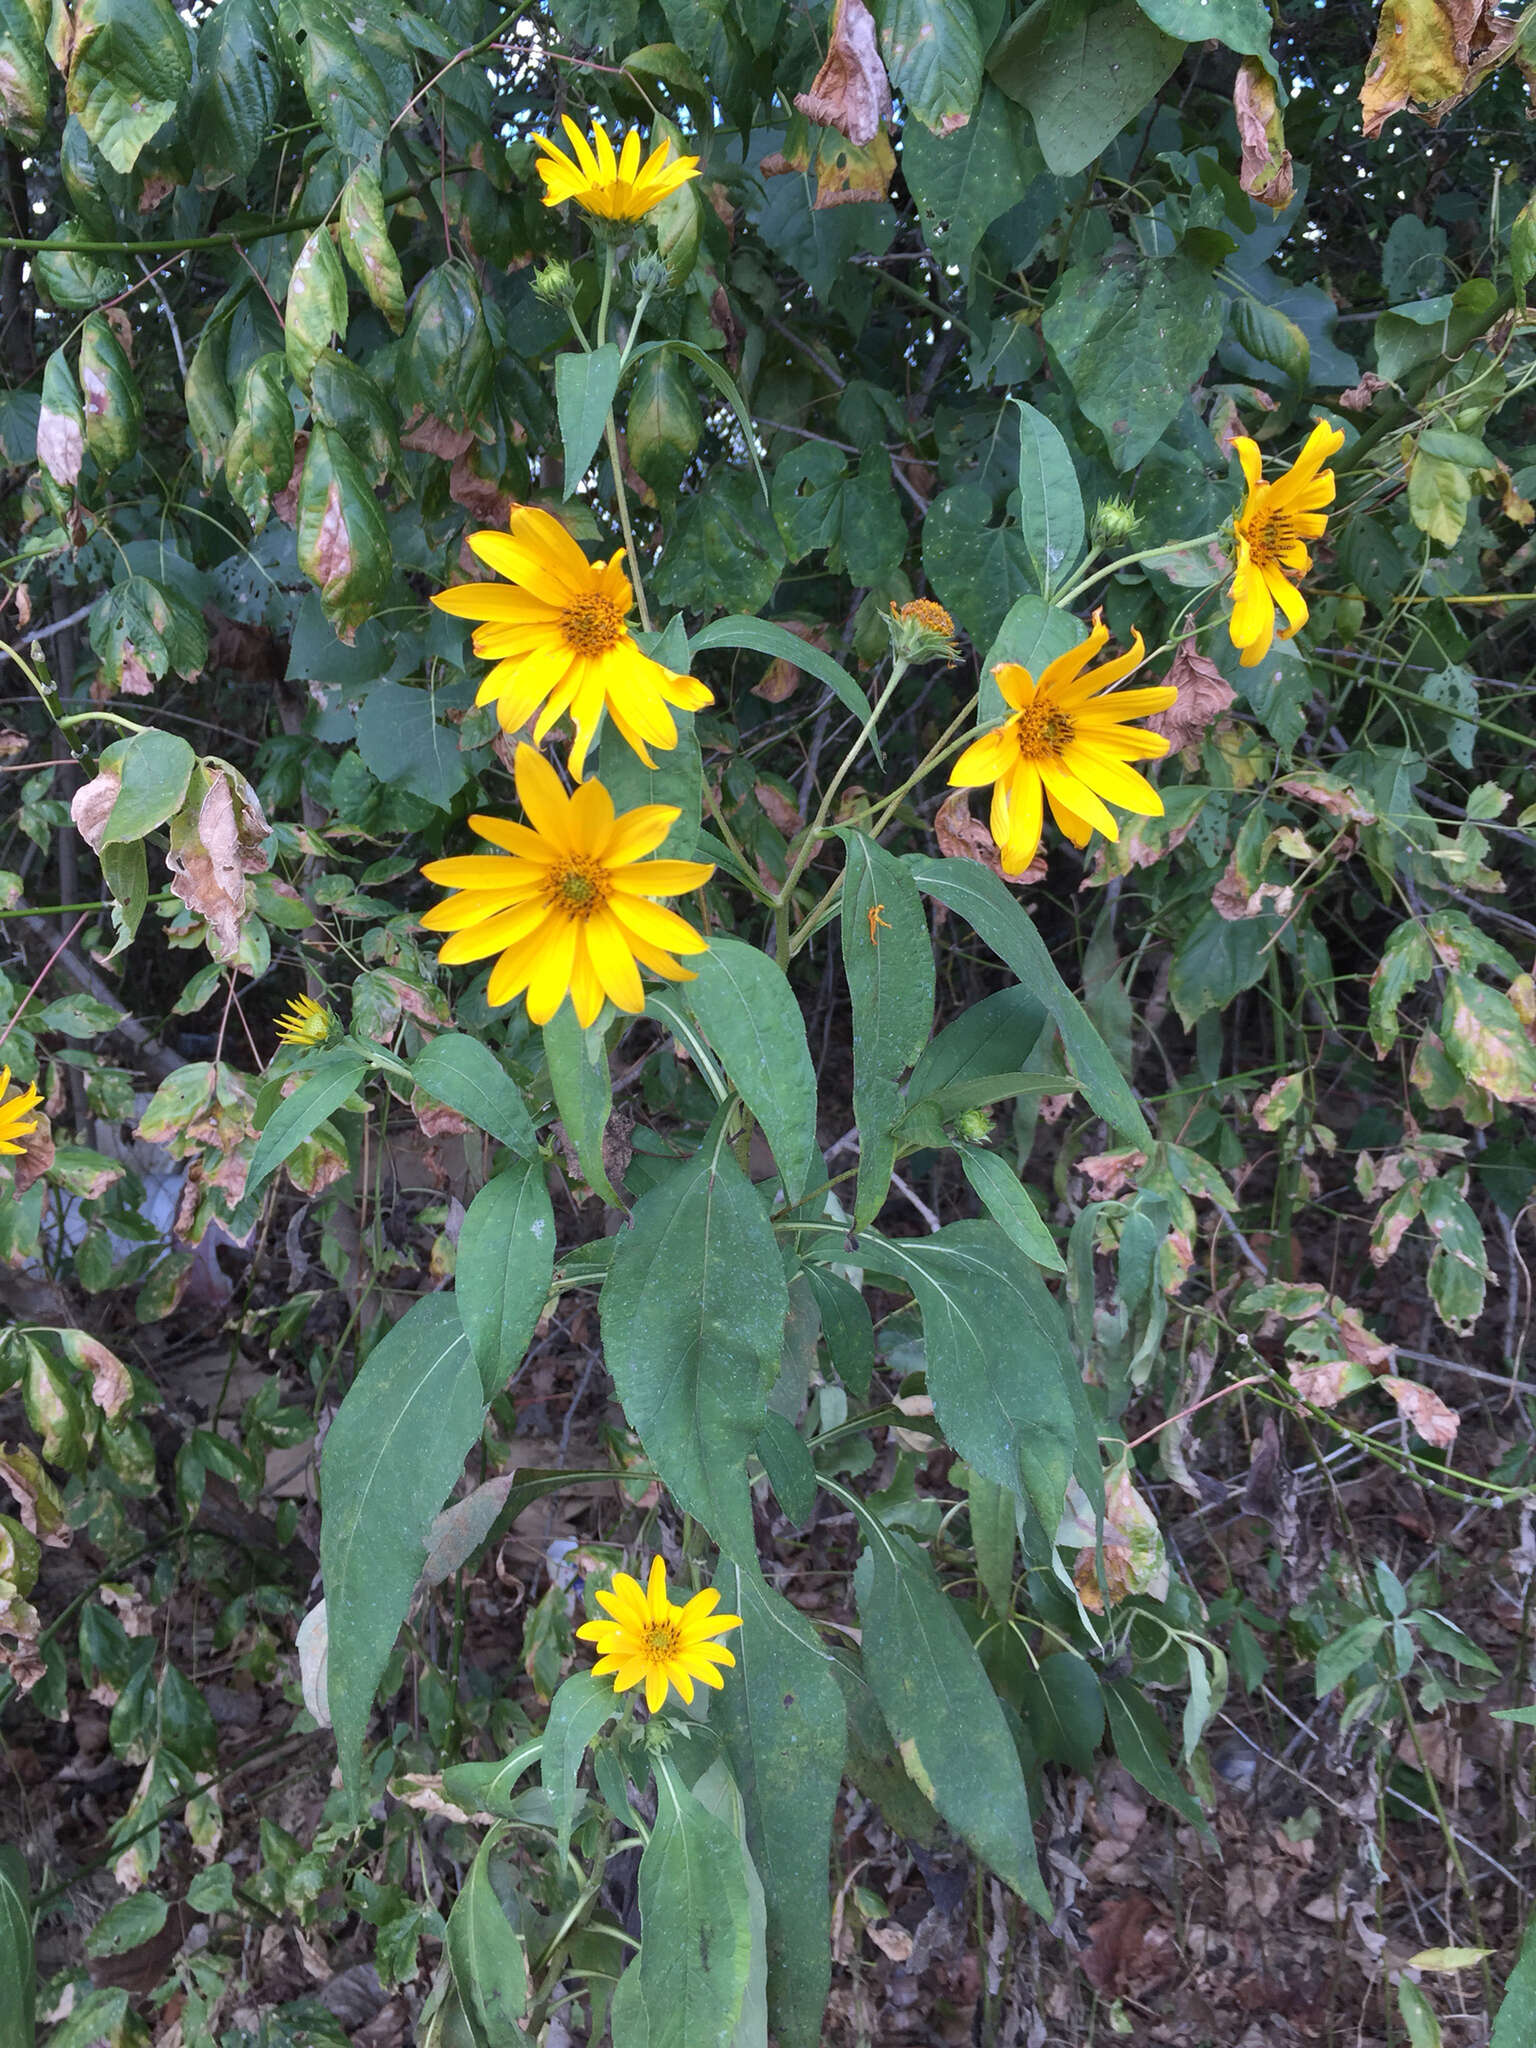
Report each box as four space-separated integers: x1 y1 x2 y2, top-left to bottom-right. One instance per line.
1092 496 1140 548
955 1107 994 1145
630 250 672 297
532 259 577 308
886 597 958 664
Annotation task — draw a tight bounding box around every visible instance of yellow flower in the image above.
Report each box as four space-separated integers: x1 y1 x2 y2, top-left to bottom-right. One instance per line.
0 1065 42 1156
420 743 715 1028
948 614 1176 876
533 116 701 223
892 598 954 635
1227 418 1346 668
274 994 332 1048
432 505 713 781
576 1554 741 1713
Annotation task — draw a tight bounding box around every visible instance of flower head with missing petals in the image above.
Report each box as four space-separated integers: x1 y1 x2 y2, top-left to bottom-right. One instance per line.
948 614 1176 876
0 1066 41 1157
886 596 958 665
576 1555 741 1713
432 505 712 781
1227 417 1346 668
533 117 701 224
420 744 714 1028
274 994 333 1048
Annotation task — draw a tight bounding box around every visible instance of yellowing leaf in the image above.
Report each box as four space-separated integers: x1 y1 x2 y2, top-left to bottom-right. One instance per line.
1360 0 1517 138
1408 1947 1492 1972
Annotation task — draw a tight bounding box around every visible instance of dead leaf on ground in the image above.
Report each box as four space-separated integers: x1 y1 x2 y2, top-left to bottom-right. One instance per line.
1081 1893 1178 1998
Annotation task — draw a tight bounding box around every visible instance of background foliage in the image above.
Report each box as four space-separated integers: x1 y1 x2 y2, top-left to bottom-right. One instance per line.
2 0 1536 2037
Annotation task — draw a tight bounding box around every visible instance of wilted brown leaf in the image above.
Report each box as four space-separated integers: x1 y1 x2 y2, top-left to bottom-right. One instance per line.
412 1088 470 1140
1147 644 1236 756
754 780 802 834
1337 372 1393 412
13 1110 53 1195
1078 1149 1146 1199
1213 858 1295 921
0 1444 70 1545
934 788 1046 880
58 1332 132 1419
1234 58 1294 208
401 412 476 460
795 0 891 142
1360 0 1516 136
166 766 272 962
1289 1361 1354 1408
272 434 308 527
1380 1374 1460 1447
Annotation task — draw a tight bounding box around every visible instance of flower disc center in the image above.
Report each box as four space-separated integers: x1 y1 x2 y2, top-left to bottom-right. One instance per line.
1246 506 1296 567
562 592 626 655
1012 703 1074 763
550 860 608 920
642 1620 681 1659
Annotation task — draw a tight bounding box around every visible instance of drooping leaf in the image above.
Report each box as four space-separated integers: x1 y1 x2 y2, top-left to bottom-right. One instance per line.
247 1050 369 1197
295 425 392 642
411 1034 538 1158
871 0 983 134
838 831 934 1227
79 310 142 472
682 936 819 1202
319 1294 483 1807
907 855 1150 1146
990 0 1182 175
600 1119 788 1561
854 1526 1050 1911
556 343 622 494
631 1757 754 2048
689 614 874 729
64 0 192 172
714 1565 845 2048
339 165 406 332
446 1828 532 2048
456 1160 556 1401
191 0 280 182
543 1006 620 1207
397 259 493 431
540 1670 617 1865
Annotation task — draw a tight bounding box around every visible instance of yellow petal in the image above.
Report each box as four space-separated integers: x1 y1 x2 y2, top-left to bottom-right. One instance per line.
513 745 576 847
583 911 646 1014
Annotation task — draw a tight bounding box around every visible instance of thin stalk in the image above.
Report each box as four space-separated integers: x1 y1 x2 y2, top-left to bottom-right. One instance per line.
1054 530 1224 609
773 658 910 914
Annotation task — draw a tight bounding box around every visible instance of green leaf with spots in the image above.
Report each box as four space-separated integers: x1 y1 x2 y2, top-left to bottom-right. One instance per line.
1043 252 1224 469
79 309 141 472
65 0 192 172
654 468 787 618
991 0 1181 177
339 165 406 332
1135 0 1269 53
903 84 1040 278
285 225 347 390
872 0 983 135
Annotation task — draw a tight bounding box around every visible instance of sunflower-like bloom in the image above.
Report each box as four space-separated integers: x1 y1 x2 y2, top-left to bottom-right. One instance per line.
274 994 332 1048
533 116 702 223
1227 418 1346 668
433 506 713 781
576 1555 741 1712
948 615 1176 876
0 1066 41 1157
421 744 714 1027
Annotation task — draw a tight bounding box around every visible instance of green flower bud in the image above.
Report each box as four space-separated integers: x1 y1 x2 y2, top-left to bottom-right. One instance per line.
531 259 577 308
955 1107 994 1145
630 250 672 298
1092 496 1140 548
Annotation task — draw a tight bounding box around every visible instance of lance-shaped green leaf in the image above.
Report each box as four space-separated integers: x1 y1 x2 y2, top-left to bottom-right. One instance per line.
801 1264 873 1396
600 1119 788 1561
441 1739 543 1819
225 351 294 530
1103 1679 1205 1826
0 1844 33 2047
296 425 392 642
688 615 874 730
714 1564 845 2048
37 349 85 487
1010 399 1084 598
456 1160 555 1401
956 1143 1065 1271
65 0 192 172
339 165 406 332
412 1033 538 1157
320 1294 483 1808
543 1006 620 1206
682 936 818 1202
540 1670 617 1865
192 0 280 182
872 0 982 135
397 259 493 431
854 1525 1050 1912
631 1756 754 2048
79 310 141 472
838 832 934 1227
183 320 235 482
556 343 622 496
907 855 1150 1146
835 1223 1094 1531
446 1826 532 2048
286 224 347 390
1492 1908 1536 2048
247 1049 369 1196
0 0 49 148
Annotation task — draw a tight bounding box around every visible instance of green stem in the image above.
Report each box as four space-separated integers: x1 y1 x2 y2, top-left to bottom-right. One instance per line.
1054 529 1224 608
606 415 652 633
773 658 909 914
56 709 150 736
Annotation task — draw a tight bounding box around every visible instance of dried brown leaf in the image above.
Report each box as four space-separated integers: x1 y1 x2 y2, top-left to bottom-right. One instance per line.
1146 644 1235 756
794 0 891 143
1234 57 1294 208
1380 1374 1460 1447
166 768 272 962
